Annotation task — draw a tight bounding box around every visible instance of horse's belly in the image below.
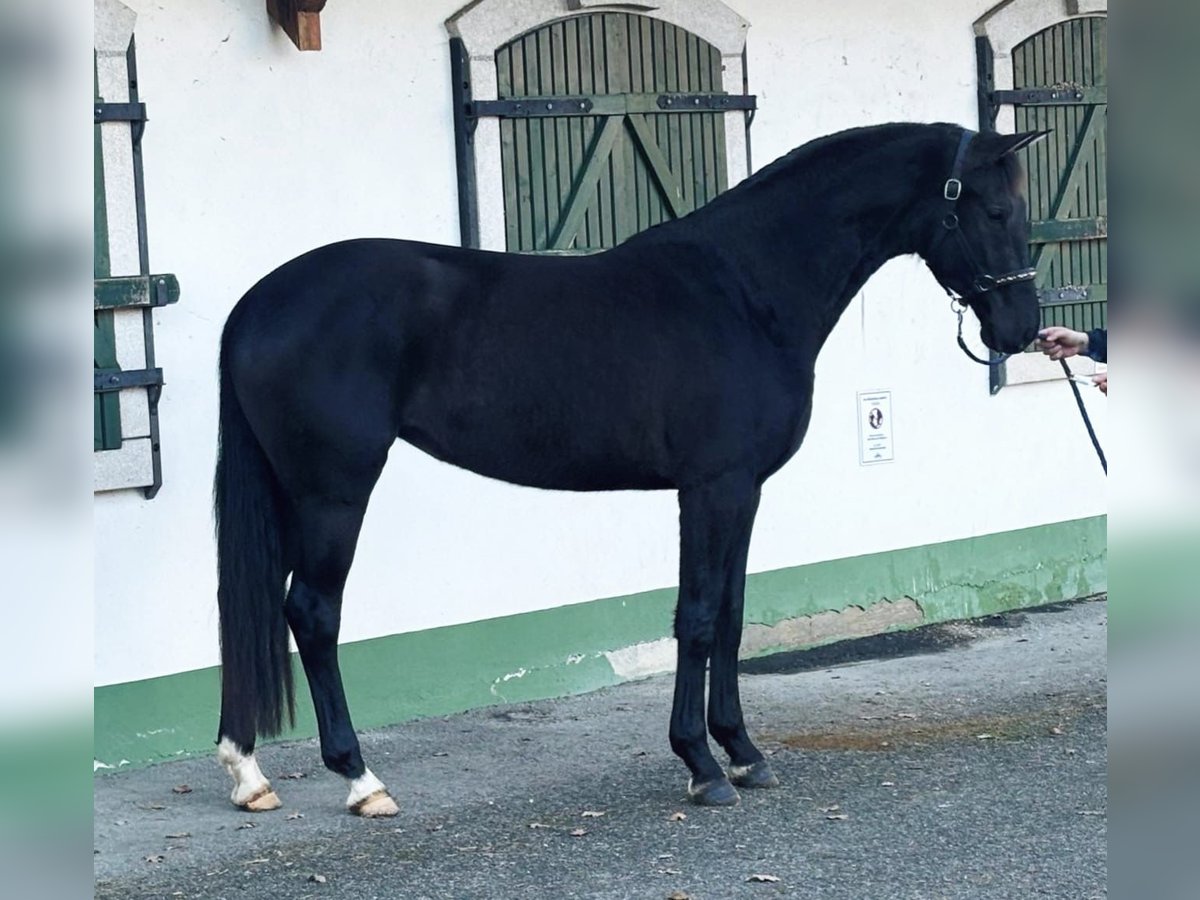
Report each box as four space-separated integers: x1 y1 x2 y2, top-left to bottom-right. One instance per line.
398 410 673 492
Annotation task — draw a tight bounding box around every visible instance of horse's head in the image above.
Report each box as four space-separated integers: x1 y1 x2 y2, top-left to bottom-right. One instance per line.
922 129 1048 355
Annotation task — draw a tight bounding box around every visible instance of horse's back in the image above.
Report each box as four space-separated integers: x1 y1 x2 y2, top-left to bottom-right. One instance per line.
223 237 801 492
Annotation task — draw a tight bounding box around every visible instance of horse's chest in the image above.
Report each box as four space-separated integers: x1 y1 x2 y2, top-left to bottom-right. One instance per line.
753 375 815 476
785 400 815 453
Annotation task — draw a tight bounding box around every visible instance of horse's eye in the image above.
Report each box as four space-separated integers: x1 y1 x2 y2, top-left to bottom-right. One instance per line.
987 206 1007 221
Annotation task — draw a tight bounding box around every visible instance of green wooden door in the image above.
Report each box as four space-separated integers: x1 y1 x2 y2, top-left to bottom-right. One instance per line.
1012 16 1107 333
495 13 729 253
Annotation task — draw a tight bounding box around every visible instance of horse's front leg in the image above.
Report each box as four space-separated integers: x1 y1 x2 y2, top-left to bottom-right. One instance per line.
670 471 760 806
706 487 778 790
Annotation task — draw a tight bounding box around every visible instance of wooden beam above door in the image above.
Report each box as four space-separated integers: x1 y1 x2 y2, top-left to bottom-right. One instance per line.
267 0 327 51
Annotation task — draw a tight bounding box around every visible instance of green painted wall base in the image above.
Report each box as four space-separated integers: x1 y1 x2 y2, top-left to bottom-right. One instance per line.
94 516 1106 770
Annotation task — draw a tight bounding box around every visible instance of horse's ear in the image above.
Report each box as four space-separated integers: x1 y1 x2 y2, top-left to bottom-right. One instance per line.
1004 130 1052 154
975 130 1051 162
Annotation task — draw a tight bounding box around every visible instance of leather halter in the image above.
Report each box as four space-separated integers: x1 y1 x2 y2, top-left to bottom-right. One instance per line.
937 129 1037 366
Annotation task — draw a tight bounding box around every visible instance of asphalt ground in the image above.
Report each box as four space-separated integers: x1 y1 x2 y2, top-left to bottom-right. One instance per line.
94 598 1107 899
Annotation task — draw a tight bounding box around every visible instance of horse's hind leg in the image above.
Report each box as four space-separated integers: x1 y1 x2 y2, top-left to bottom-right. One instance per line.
286 495 400 817
671 471 760 806
216 730 280 812
706 489 778 790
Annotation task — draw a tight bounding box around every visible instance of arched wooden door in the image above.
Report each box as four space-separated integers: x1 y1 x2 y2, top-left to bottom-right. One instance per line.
494 13 744 253
1011 16 1107 334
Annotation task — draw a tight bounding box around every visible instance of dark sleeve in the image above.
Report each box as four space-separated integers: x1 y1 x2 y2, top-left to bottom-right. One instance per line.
1085 328 1107 363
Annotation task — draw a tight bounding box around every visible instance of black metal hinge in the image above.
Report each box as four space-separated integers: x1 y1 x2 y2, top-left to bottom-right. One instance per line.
95 367 165 414
991 87 1106 107
471 97 594 118
94 367 164 396
95 101 148 143
94 101 147 123
657 93 757 111
1038 286 1092 305
469 93 757 119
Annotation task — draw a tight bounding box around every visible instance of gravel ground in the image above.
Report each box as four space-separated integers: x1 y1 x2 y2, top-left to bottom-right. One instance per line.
94 598 1107 899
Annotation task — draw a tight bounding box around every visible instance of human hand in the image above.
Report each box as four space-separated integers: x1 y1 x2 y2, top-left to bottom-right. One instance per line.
1036 326 1089 360
1093 372 1107 395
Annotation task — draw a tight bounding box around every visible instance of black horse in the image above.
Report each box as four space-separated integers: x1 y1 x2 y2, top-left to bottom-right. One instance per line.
214 122 1044 815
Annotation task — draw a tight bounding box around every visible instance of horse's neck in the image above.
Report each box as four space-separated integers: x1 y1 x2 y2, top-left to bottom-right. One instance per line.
684 134 936 352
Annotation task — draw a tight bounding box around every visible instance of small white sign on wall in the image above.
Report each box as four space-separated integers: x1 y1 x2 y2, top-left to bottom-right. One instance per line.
858 391 894 465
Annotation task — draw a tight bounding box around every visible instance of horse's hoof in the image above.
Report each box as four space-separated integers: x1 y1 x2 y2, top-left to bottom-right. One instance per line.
238 788 282 812
729 760 780 790
687 776 740 807
350 790 400 818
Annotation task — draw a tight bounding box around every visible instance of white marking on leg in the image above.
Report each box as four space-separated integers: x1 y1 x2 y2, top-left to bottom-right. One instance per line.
346 768 399 816
217 737 279 810
346 768 386 807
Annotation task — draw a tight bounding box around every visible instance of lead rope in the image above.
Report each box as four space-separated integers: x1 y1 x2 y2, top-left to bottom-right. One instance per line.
1059 358 1107 474
953 302 1106 474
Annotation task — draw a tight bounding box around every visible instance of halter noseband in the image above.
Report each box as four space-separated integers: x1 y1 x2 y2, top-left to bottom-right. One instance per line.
939 129 1036 366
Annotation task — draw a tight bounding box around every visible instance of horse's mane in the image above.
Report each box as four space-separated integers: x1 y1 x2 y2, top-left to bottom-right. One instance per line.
723 121 956 194
621 122 954 248
649 121 1025 236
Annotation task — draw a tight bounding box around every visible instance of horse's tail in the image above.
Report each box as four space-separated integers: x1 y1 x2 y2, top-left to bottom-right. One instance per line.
213 341 294 743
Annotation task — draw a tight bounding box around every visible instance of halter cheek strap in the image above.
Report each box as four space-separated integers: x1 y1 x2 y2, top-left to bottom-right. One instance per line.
942 127 972 210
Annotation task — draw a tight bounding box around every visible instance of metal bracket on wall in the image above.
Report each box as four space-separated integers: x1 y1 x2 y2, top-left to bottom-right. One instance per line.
95 101 147 142
95 367 164 406
94 274 181 310
94 101 146 122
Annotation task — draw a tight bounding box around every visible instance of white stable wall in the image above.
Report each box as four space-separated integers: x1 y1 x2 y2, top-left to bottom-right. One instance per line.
94 0 1106 688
